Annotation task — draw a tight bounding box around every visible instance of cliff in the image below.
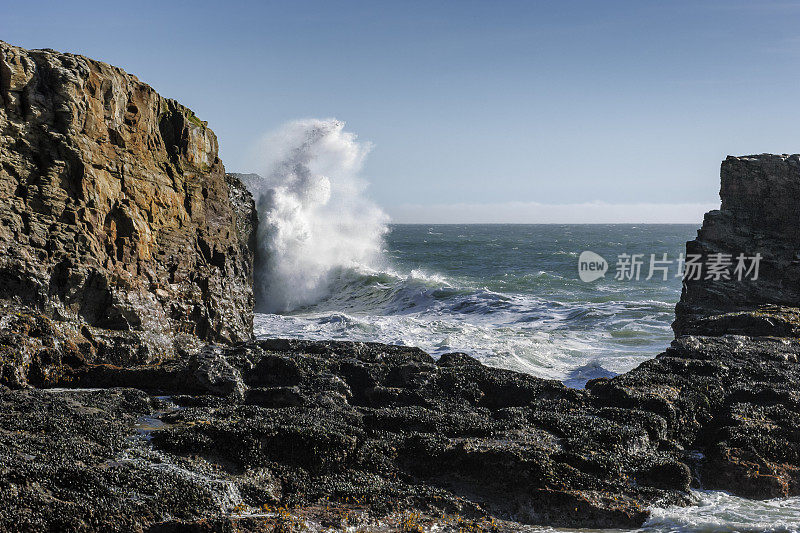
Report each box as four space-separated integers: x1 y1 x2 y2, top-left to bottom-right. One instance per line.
675 154 800 336
0 41 255 386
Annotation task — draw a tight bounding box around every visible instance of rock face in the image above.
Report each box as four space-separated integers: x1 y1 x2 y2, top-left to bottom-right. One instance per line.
674 154 800 337
658 153 800 501
0 41 255 385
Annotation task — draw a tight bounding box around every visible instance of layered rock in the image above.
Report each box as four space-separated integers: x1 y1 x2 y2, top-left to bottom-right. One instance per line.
656 153 800 501
0 41 255 386
674 154 800 336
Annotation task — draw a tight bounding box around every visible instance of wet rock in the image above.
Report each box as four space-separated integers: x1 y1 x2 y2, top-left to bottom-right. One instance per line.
2 337 700 529
144 340 691 529
0 387 260 532
6 331 799 528
188 345 246 400
654 154 800 498
245 386 304 407
591 335 800 499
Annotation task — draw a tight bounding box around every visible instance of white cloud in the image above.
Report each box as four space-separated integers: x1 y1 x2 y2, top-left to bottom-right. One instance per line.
386 201 717 224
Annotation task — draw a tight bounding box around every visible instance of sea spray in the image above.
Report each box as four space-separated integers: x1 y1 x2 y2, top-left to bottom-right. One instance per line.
246 119 389 312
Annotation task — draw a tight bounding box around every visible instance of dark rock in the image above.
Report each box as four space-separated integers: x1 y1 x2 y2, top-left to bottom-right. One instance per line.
186 345 246 400
436 352 483 367
0 337 703 529
674 154 800 337
592 335 800 499
145 340 692 529
653 153 800 499
7 326 800 528
245 386 304 407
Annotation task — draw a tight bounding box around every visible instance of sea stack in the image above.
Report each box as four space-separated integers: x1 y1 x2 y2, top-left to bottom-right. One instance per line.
675 154 800 337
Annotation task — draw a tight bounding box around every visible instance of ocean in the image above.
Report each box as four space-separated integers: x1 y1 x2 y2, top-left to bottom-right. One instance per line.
255 224 692 388
253 223 800 533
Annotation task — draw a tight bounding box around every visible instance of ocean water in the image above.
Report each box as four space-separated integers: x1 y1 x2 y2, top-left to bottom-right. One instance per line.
255 224 693 387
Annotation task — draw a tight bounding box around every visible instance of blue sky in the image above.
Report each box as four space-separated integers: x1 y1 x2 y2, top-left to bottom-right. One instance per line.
4 1 800 222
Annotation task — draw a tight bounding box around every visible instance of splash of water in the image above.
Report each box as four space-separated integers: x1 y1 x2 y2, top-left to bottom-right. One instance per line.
246 119 389 313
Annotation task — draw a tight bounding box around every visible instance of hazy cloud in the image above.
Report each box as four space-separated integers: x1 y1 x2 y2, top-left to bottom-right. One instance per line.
387 201 717 224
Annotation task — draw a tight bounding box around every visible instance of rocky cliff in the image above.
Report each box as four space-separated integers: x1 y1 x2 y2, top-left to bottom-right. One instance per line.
0 41 255 386
674 154 800 336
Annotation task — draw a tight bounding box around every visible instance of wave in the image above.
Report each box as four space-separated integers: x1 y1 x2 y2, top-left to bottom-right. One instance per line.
642 490 800 532
242 121 683 389
246 119 388 313
253 261 674 386
293 264 516 317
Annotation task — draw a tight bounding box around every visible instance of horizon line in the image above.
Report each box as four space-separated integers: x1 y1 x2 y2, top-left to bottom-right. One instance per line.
385 222 703 225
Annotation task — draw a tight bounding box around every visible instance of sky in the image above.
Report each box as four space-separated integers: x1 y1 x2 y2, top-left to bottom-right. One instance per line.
4 0 800 223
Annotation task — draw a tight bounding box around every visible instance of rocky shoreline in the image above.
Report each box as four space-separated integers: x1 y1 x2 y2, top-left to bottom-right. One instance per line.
1 41 800 531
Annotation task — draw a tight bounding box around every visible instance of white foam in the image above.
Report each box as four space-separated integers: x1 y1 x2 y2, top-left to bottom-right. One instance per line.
642 490 800 532
253 301 660 387
246 119 388 312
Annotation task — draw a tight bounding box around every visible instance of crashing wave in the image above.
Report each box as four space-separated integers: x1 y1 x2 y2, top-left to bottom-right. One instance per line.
245 119 388 312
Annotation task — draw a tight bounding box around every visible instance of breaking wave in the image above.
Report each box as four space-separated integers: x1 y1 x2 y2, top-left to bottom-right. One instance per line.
245 119 388 313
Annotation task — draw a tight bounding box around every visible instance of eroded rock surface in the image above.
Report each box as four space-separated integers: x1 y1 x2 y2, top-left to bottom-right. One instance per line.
653 154 800 500
674 154 800 337
0 41 255 386
0 340 695 531
590 335 800 500
7 332 800 530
